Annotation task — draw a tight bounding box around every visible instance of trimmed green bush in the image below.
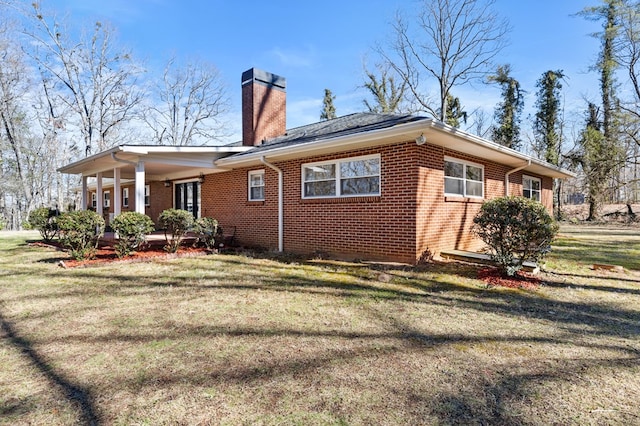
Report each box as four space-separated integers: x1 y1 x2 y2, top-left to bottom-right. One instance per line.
57 210 105 260
194 217 219 250
111 212 155 258
472 196 559 276
158 209 194 253
28 207 58 242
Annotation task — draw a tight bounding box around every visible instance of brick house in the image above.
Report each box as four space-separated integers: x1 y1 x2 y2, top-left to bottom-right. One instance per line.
59 68 574 264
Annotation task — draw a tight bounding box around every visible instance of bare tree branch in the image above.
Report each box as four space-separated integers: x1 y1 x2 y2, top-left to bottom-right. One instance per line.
379 0 510 121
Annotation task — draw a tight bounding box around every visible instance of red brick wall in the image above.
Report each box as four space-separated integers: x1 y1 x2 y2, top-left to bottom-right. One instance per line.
415 146 514 260
146 181 173 224
199 140 556 264
201 170 279 249
242 82 286 146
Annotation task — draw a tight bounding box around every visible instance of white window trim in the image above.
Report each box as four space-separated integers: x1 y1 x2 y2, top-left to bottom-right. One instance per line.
248 169 265 201
103 191 110 208
523 175 542 200
122 187 129 207
91 192 97 208
444 156 484 198
144 184 150 206
301 154 381 199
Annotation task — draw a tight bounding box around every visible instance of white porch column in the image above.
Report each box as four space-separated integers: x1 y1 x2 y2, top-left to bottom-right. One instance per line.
113 168 122 217
135 161 146 214
96 172 104 216
81 176 88 210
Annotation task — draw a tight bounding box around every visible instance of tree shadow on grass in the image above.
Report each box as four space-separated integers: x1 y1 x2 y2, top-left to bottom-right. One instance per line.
0 310 100 425
12 252 640 423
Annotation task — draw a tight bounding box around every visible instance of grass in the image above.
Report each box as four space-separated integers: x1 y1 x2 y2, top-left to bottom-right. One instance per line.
0 227 639 425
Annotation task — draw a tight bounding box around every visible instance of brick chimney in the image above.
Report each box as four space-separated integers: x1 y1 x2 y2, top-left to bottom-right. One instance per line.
241 68 286 146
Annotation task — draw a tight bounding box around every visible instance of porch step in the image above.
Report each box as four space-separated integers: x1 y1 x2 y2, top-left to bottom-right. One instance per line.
440 249 540 274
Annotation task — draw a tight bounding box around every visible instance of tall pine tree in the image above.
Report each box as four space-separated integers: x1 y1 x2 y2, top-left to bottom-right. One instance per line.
533 70 565 219
444 94 467 128
488 65 524 150
362 64 405 113
577 0 623 219
320 89 336 121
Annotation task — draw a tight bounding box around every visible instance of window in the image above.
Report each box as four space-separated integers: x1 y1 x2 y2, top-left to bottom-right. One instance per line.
248 170 265 201
302 155 380 198
91 193 97 208
144 185 150 206
444 158 484 198
103 191 110 208
122 188 129 207
523 175 541 201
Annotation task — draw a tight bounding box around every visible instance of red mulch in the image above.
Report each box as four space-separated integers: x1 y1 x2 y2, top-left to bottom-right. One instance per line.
477 267 540 290
29 241 210 268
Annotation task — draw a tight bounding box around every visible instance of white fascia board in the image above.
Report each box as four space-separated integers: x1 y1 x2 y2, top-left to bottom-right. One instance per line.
58 145 252 174
120 145 251 155
57 145 124 174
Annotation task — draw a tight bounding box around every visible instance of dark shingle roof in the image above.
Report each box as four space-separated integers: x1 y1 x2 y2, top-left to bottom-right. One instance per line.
232 113 425 156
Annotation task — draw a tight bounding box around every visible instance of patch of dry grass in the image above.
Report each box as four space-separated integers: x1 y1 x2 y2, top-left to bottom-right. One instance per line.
1 226 639 425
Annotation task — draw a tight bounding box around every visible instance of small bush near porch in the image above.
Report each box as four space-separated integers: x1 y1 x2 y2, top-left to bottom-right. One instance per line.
1 225 639 425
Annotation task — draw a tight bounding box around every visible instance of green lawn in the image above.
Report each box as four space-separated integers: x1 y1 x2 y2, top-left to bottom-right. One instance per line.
0 227 639 425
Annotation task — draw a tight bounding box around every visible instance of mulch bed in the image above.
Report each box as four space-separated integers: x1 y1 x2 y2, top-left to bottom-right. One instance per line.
29 241 210 268
477 267 540 290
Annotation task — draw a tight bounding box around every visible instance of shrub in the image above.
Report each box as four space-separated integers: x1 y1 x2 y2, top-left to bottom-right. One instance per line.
111 212 155 258
472 196 559 276
158 209 194 253
193 217 219 250
57 210 105 260
28 207 59 242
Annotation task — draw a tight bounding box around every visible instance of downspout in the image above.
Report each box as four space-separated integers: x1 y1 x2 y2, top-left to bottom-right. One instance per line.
505 160 531 196
260 156 284 252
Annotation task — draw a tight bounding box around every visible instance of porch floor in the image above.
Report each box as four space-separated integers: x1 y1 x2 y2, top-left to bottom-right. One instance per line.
440 249 540 274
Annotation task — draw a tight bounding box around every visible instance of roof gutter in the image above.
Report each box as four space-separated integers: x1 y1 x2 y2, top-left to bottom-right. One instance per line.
111 152 138 167
260 156 283 252
505 160 531 196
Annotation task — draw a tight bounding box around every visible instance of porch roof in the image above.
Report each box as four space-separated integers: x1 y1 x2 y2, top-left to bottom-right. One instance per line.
58 145 251 181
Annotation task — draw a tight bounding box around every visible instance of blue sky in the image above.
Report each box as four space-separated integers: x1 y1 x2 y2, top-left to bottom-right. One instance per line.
42 0 603 142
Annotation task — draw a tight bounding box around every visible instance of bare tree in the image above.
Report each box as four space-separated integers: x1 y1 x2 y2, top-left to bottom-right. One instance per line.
467 108 492 138
0 22 66 228
144 57 229 146
26 3 144 155
380 0 510 121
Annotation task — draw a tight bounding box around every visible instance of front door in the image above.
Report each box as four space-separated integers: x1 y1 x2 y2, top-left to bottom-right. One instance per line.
175 181 200 218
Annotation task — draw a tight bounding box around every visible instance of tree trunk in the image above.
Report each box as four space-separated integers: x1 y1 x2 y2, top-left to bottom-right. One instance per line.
553 179 563 221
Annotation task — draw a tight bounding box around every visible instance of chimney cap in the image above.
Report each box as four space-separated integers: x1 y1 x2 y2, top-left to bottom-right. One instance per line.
241 68 286 90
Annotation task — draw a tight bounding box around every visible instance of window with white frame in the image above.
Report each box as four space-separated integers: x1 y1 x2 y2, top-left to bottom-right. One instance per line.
91 193 97 208
444 157 484 198
248 170 265 201
122 188 129 207
103 191 110 208
144 185 150 206
302 155 381 198
523 175 541 201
